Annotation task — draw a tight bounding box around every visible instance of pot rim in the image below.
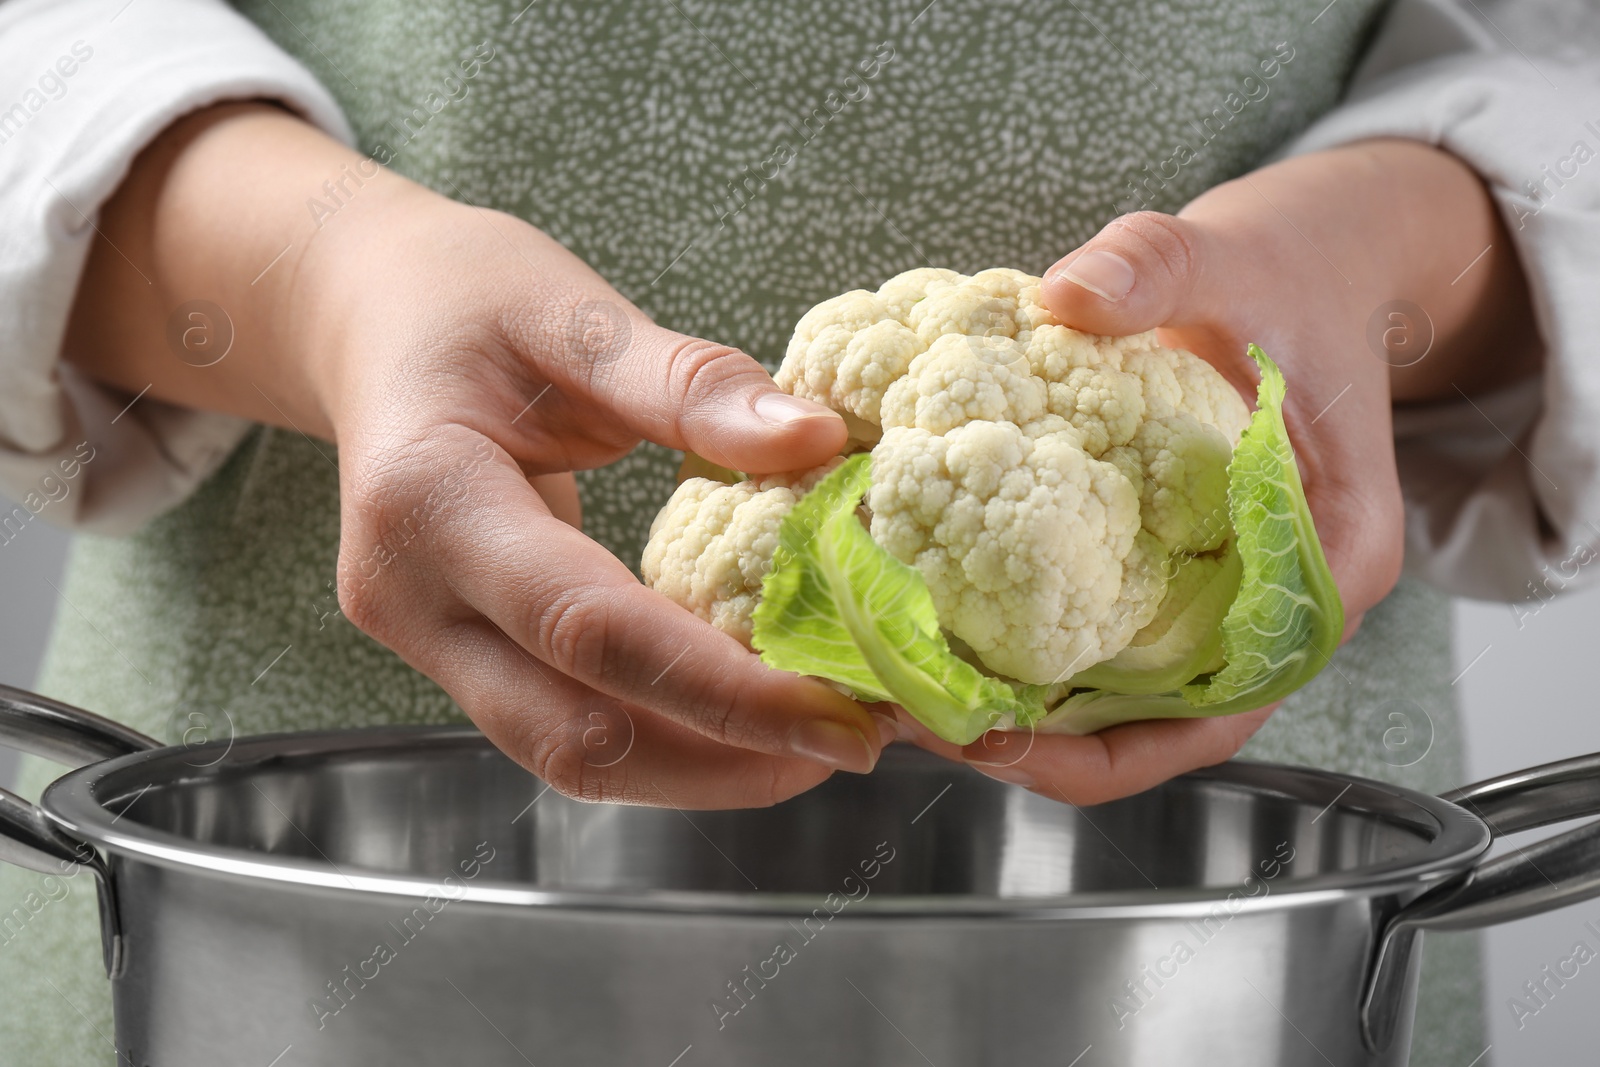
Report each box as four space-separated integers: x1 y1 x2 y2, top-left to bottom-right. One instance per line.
40 725 1492 920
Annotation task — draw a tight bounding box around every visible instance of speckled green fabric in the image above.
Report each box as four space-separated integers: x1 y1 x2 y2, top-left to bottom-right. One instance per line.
0 0 1488 1063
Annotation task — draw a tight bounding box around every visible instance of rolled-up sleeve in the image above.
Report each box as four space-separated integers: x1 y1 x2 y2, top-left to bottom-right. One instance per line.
1280 0 1600 602
0 0 352 535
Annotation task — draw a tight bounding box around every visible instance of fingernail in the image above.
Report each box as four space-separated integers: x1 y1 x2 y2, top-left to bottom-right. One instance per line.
1061 250 1134 302
754 392 832 426
789 719 876 773
871 712 900 749
970 762 1035 788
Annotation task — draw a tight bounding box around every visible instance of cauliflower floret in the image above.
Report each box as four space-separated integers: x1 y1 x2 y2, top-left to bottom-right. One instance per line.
775 291 895 418
648 266 1255 684
641 462 841 644
869 421 1160 685
1123 342 1250 446
1025 325 1146 456
1127 414 1234 554
907 284 1020 346
880 335 1044 434
876 267 962 320
787 319 924 435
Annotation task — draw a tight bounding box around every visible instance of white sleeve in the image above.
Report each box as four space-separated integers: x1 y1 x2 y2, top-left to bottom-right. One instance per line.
1276 0 1600 602
0 0 353 536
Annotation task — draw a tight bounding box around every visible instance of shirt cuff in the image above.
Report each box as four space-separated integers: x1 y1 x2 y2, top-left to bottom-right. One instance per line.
0 0 354 536
1281 0 1600 600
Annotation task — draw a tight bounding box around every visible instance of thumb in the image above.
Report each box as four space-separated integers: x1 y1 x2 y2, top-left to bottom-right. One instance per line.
1040 211 1219 336
555 296 848 475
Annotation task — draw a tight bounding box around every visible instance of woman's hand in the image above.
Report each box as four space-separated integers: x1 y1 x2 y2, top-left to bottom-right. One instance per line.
933 139 1540 805
66 103 896 808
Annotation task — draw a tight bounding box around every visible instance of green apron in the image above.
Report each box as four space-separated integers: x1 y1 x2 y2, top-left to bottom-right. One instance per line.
0 1 1485 1062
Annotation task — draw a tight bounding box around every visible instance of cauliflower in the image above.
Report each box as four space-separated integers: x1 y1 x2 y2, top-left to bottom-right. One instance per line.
641 461 842 645
641 268 1342 743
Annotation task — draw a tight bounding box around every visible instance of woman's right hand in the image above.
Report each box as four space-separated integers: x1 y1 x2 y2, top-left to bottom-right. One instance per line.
66 103 894 807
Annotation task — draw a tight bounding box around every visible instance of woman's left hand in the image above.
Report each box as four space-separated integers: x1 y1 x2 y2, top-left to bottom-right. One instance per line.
904 138 1539 804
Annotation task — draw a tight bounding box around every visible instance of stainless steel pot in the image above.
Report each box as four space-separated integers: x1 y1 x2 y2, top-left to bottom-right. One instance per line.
3 684 1600 1067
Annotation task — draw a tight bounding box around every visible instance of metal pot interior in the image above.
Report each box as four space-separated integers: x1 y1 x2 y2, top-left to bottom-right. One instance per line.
46 727 1487 911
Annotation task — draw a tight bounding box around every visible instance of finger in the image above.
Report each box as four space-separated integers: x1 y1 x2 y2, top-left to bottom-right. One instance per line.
611 318 848 474
1342 609 1367 644
862 701 917 742
527 296 847 475
530 471 581 528
359 427 891 773
1039 211 1224 337
409 617 843 809
888 706 966 761
957 706 1275 806
1307 470 1403 631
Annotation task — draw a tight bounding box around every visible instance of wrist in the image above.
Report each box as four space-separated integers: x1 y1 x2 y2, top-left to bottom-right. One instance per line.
65 101 422 443
1335 139 1540 404
1184 140 1540 407
282 166 446 444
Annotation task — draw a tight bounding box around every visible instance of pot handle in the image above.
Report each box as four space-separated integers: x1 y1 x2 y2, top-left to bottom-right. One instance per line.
0 684 160 978
1361 752 1600 1051
0 684 160 765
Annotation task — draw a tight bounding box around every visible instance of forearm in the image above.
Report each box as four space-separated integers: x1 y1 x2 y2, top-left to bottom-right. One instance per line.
63 102 423 441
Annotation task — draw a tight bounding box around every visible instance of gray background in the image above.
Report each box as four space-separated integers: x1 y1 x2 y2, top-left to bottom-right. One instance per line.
3 518 1597 1064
